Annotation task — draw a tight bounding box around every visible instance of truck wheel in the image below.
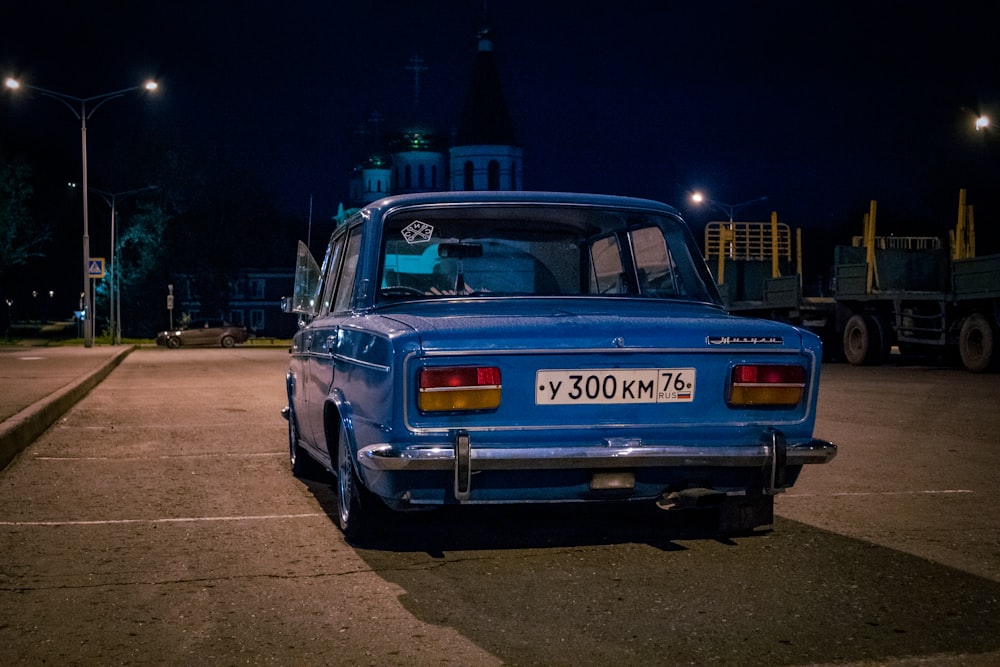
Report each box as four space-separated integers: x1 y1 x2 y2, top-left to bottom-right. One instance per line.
959 313 996 373
843 314 886 366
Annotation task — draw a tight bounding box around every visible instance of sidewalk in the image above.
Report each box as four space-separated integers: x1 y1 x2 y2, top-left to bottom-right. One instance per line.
0 343 134 470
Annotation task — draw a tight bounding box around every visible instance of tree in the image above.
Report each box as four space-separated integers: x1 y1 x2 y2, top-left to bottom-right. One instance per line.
117 202 171 337
0 153 51 286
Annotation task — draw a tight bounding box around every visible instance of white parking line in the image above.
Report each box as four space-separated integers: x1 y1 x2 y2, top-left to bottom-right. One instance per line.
784 489 973 498
33 452 284 461
0 513 325 527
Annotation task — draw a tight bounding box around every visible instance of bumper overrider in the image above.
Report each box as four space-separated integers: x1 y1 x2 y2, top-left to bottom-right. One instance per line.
357 429 837 501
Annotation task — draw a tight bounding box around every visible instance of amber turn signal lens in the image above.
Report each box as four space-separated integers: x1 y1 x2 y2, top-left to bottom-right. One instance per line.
418 366 502 412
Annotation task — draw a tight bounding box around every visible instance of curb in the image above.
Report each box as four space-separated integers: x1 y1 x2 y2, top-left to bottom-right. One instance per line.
0 346 135 471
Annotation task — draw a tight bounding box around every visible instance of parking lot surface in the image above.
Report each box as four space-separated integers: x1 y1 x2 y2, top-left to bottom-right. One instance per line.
1 348 998 665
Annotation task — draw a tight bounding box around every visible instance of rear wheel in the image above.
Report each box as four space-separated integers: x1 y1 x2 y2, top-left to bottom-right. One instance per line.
287 409 314 476
221 335 235 348
843 313 887 365
336 421 382 543
959 313 996 372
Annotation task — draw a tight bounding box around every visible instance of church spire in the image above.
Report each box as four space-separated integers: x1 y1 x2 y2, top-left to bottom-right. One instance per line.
456 26 516 146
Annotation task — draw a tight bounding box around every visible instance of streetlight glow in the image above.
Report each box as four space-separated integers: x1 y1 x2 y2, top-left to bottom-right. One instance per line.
689 192 768 222
975 115 990 131
4 76 159 347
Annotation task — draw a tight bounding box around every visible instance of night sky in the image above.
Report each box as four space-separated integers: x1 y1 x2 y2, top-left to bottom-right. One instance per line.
3 1 999 261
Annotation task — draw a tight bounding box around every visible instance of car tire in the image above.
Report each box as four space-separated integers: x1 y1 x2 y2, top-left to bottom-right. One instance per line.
221 335 235 348
842 313 886 366
336 421 381 544
166 337 181 349
288 410 315 477
958 313 996 373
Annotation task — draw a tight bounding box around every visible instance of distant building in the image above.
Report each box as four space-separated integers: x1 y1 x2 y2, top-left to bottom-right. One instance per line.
346 23 523 209
170 268 299 339
449 28 523 192
202 23 526 341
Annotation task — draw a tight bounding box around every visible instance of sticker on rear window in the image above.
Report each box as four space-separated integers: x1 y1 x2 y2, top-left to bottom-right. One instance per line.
402 220 434 244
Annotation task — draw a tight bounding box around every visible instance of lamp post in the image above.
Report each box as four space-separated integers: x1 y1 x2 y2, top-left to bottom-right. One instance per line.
690 192 769 222
4 77 157 347
90 185 158 345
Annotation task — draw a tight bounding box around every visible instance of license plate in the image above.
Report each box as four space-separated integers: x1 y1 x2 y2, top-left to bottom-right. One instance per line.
535 368 696 405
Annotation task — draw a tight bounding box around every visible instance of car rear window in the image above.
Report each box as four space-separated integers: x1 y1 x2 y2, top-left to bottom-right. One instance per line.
377 204 719 305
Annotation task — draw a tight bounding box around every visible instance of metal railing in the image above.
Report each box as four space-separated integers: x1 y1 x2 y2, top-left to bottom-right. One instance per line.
705 221 791 260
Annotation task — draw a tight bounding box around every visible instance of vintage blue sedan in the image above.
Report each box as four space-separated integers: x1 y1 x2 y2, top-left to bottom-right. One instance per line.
283 192 835 542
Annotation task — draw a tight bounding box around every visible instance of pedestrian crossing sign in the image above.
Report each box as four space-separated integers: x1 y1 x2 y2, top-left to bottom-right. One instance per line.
88 257 105 279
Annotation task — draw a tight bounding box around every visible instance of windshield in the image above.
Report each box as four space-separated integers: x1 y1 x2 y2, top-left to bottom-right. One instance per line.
376 204 720 305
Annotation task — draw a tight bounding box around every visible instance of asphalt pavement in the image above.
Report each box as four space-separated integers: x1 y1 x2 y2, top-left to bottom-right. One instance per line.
0 342 133 470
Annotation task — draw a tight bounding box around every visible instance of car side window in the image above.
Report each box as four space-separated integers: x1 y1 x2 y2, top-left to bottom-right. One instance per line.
630 226 684 296
332 229 362 313
317 234 347 316
589 235 625 294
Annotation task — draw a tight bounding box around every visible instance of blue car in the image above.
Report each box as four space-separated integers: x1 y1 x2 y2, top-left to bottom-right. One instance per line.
283 192 835 542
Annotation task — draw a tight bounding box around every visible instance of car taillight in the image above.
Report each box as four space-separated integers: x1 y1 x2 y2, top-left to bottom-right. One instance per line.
727 364 806 406
418 366 502 412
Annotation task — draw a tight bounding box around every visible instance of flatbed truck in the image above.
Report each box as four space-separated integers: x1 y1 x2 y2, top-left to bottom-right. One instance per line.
704 190 1000 372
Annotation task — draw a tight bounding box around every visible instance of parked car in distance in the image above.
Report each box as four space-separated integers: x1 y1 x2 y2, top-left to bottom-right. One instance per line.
282 191 836 543
156 319 250 348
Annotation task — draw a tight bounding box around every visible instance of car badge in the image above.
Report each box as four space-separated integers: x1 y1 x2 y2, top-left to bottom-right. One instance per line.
707 336 783 345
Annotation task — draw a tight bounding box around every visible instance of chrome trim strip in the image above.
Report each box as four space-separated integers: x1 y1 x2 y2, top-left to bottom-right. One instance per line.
414 346 798 357
357 438 837 472
331 353 390 373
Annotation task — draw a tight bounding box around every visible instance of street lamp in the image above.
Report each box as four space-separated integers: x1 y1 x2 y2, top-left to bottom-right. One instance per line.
4 76 158 347
975 115 990 132
90 185 159 345
690 192 769 222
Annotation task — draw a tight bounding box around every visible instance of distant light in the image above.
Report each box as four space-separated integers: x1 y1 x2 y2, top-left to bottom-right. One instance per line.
691 192 705 203
144 80 158 91
4 77 20 90
975 115 990 131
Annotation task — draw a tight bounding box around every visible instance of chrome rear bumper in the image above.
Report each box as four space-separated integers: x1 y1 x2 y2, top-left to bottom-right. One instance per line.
357 436 837 472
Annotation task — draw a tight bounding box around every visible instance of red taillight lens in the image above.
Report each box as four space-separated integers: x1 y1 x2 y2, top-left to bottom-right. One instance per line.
419 366 501 389
418 366 502 412
728 364 806 406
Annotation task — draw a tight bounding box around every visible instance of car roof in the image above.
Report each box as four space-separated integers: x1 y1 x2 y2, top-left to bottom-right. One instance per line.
358 191 682 219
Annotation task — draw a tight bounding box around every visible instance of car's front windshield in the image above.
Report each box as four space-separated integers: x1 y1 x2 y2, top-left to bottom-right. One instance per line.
376 204 720 305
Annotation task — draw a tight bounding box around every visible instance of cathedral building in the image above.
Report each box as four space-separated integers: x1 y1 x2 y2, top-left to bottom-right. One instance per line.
346 25 522 209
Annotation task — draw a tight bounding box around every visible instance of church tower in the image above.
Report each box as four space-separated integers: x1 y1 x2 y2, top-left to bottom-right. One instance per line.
389 56 448 195
348 112 393 207
449 27 523 191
